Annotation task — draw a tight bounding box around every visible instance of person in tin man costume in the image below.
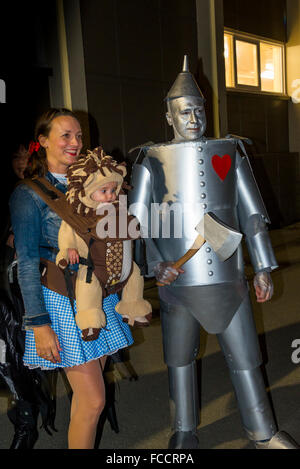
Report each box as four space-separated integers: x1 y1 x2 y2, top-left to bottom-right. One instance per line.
129 56 299 449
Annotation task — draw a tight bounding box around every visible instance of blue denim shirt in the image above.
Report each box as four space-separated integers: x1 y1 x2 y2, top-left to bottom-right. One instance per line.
9 172 73 329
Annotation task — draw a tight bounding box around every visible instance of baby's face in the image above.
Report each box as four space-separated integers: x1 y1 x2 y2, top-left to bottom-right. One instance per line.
91 181 118 204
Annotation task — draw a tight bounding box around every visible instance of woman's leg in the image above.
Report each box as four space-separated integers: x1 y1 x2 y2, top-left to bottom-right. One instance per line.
64 357 107 449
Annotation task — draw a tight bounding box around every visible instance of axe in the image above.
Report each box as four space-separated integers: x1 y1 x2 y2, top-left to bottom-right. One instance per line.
157 212 243 286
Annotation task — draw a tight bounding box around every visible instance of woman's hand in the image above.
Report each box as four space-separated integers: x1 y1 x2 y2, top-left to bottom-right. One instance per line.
33 325 62 363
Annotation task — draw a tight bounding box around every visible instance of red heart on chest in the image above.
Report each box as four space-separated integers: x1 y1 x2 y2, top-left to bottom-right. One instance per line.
212 154 232 181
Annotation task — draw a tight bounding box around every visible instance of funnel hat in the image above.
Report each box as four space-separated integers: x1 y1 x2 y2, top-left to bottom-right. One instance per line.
165 55 205 101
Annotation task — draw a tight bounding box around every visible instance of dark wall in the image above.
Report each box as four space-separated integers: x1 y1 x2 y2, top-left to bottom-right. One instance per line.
223 0 289 154
79 0 199 158
223 0 287 42
0 1 53 232
1 2 53 141
227 93 289 154
251 152 300 228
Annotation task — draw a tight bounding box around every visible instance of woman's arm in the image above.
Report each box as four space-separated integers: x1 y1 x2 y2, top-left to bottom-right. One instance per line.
9 185 51 328
9 185 62 362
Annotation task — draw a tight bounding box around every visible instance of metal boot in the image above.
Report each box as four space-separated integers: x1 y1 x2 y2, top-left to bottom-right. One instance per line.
168 431 199 449
255 431 300 449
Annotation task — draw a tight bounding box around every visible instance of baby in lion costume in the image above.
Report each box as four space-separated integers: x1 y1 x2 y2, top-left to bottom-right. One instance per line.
56 147 152 341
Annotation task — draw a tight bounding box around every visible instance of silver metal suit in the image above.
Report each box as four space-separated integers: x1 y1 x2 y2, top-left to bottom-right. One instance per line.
128 56 298 449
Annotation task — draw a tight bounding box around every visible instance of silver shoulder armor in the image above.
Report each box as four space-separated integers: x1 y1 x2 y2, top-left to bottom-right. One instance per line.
128 162 164 273
237 154 278 272
237 154 270 225
128 162 152 232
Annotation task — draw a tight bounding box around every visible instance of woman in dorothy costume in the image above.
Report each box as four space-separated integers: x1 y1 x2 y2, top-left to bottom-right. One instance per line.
9 108 134 449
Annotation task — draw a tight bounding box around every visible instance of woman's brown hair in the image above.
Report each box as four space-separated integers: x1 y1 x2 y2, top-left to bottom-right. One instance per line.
24 108 81 178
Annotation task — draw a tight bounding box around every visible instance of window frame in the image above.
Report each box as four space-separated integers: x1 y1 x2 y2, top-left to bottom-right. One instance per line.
224 28 287 97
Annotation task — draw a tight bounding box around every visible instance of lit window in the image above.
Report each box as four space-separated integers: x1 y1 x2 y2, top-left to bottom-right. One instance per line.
236 40 258 87
224 30 285 94
224 33 235 87
260 42 283 93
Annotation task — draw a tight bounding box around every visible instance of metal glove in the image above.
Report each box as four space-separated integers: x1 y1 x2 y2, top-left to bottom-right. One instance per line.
253 271 274 303
153 261 183 285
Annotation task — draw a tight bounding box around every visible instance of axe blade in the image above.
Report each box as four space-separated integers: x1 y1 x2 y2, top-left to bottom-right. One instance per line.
195 212 242 261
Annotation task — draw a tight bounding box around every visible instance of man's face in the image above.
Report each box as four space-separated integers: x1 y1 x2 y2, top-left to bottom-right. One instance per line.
166 96 206 141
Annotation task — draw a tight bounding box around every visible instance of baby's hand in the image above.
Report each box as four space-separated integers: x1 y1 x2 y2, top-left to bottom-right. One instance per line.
68 248 79 265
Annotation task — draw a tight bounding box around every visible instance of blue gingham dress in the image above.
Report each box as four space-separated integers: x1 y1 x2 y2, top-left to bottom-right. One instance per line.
23 286 134 370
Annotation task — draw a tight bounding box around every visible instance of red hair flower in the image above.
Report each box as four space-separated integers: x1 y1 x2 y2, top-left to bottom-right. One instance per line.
28 141 40 155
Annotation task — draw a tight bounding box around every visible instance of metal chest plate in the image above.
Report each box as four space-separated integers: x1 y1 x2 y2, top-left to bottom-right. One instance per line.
144 138 245 286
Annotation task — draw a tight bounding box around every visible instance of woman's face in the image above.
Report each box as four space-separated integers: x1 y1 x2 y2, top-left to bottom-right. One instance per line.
40 116 83 173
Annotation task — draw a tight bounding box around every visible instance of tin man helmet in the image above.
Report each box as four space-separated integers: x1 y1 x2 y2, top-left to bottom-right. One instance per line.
165 56 206 141
165 55 205 102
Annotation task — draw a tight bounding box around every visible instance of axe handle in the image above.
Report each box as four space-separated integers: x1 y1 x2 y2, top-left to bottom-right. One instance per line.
156 235 206 286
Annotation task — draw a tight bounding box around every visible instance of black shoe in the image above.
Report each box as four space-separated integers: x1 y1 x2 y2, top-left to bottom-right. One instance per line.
106 402 119 434
10 427 39 449
9 401 39 449
168 431 199 449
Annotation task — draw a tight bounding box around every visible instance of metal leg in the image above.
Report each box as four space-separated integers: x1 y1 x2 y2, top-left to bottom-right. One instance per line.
229 367 277 441
217 294 277 441
168 362 200 449
159 300 201 448
168 362 199 432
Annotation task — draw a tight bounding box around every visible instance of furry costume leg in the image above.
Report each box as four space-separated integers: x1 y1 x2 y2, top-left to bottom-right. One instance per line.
115 262 152 326
75 266 106 341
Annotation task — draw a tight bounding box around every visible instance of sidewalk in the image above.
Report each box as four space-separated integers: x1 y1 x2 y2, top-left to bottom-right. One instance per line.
1 223 300 449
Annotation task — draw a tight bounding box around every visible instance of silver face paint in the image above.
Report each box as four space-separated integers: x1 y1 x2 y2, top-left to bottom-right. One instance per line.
167 97 207 141
164 55 206 142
